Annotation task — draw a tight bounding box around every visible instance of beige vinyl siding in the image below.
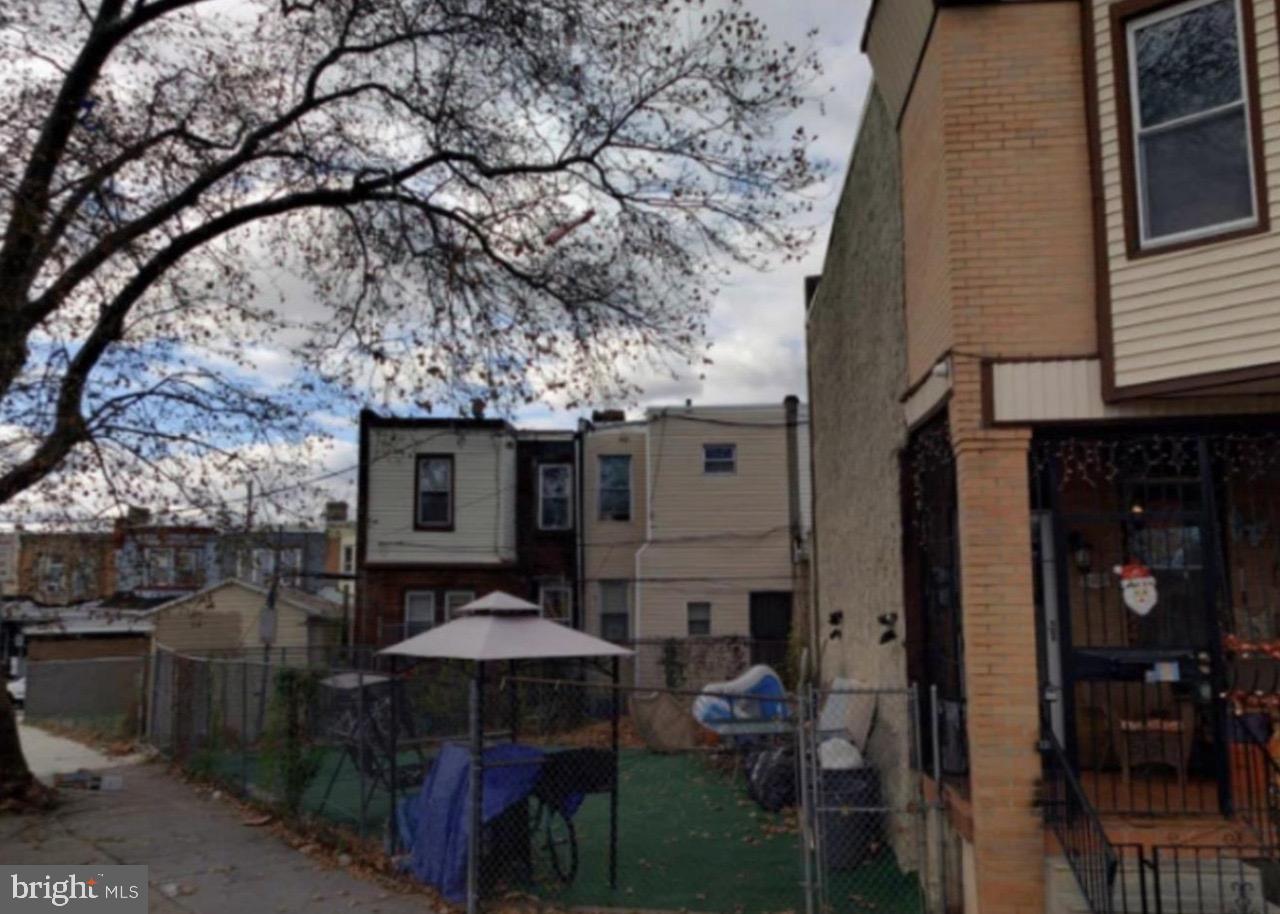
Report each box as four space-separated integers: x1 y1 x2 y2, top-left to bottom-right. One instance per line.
582 425 646 637
1092 0 1280 389
365 426 516 565
638 407 795 639
991 358 1280 421
151 582 318 653
864 0 935 122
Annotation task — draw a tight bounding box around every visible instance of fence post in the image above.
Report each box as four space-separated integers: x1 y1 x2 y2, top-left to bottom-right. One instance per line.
610 655 620 890
148 649 162 748
467 661 486 914
930 685 945 914
357 667 367 839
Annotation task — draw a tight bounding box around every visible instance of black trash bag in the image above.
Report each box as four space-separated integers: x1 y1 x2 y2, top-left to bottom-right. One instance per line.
747 744 796 812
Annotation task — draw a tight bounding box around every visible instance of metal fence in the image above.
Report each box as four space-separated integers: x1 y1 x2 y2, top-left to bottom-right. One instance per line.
147 645 935 914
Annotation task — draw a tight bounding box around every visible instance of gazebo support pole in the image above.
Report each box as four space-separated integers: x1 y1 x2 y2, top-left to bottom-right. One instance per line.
467 660 486 914
389 654 399 856
507 659 518 742
609 655 620 890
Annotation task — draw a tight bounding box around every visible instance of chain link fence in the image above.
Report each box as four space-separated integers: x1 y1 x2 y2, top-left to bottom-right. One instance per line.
147 645 935 914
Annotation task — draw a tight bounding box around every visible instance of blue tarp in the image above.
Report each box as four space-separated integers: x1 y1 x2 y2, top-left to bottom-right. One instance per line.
398 742 546 902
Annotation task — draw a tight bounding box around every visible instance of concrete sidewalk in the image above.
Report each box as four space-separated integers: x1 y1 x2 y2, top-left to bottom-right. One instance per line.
15 713 141 784
0 760 436 914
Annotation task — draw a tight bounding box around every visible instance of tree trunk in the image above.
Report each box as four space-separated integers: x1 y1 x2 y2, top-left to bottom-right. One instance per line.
0 687 45 810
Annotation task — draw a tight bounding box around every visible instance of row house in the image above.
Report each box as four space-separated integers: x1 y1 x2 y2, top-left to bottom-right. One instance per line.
809 1 1280 913
355 412 576 645
355 402 811 660
581 401 811 675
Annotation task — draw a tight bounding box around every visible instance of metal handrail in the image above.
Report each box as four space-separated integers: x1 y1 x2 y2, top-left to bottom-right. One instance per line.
1232 720 1280 853
1041 722 1121 914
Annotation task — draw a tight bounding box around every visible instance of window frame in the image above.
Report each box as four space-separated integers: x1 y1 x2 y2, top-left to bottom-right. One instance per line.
597 454 633 521
1111 0 1270 257
539 582 573 622
598 580 630 641
341 544 355 575
687 601 712 637
537 463 574 531
702 443 737 475
443 589 476 620
414 454 455 531
404 590 437 637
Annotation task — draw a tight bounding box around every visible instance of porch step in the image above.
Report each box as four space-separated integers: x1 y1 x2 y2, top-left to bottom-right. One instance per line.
1047 855 1278 914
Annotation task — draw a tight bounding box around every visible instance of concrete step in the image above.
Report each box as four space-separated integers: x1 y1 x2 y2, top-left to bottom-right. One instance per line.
1047 854 1278 914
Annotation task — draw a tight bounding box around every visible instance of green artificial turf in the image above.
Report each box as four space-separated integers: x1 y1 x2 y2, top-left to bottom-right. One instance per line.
201 746 922 914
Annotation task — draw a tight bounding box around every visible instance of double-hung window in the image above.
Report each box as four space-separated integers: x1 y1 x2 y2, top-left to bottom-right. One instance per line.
538 464 573 530
598 455 632 521
405 591 437 637
703 443 736 475
444 590 475 620
416 455 453 529
599 581 630 641
687 601 712 636
1122 0 1261 249
539 582 572 622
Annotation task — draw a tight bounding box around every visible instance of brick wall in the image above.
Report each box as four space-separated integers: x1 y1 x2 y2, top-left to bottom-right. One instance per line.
17 533 116 605
902 3 1097 391
358 566 531 646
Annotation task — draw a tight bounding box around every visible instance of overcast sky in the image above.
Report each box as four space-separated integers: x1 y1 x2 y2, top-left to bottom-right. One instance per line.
1 1 874 528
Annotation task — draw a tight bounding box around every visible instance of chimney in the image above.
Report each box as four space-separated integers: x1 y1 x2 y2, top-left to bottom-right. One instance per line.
324 501 349 524
126 506 152 527
590 409 625 424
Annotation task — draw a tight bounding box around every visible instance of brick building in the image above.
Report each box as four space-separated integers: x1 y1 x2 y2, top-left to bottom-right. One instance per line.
809 1 1280 912
355 412 578 646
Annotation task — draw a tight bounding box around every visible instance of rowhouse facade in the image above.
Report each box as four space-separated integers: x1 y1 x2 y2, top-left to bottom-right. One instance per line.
810 2 1280 913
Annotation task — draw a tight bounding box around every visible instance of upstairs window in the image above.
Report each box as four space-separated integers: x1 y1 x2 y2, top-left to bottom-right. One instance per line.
703 443 736 475
416 455 454 529
1121 0 1262 250
341 544 355 575
538 464 573 530
598 455 632 521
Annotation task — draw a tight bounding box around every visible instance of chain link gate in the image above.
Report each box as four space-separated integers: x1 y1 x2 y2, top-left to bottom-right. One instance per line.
798 683 934 914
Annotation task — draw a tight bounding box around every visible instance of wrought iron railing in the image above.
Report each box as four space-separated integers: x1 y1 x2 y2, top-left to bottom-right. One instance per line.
1230 720 1280 854
1041 721 1124 914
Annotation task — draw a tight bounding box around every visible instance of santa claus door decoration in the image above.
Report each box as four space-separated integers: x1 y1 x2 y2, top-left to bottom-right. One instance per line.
1115 560 1158 617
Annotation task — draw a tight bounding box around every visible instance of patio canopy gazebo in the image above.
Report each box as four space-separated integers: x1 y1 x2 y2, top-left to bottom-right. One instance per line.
380 591 632 913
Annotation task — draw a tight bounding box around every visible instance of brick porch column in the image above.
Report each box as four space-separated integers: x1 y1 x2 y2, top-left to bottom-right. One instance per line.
952 401 1043 914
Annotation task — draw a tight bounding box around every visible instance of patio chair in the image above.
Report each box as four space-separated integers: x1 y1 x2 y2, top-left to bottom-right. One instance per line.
1103 688 1195 801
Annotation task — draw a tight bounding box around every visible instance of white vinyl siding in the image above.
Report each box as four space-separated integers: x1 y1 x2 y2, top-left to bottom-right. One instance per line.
364 426 517 565
1093 0 1280 389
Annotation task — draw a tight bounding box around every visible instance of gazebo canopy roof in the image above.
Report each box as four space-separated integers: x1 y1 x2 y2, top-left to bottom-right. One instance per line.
378 591 633 662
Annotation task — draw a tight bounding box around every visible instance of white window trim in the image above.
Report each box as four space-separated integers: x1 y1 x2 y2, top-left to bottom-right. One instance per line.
341 544 355 574
537 463 574 531
443 589 475 620
416 455 454 528
597 454 633 521
687 601 712 637
404 590 436 634
1125 0 1260 250
703 443 737 475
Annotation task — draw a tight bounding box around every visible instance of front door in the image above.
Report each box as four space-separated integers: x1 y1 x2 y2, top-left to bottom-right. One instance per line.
1039 438 1226 816
749 591 793 669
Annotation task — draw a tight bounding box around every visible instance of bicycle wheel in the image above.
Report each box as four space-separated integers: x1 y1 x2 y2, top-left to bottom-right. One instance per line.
534 800 579 885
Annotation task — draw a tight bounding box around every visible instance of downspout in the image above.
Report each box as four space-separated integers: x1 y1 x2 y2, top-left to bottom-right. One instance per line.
633 417 654 684
784 395 803 678
575 418 588 631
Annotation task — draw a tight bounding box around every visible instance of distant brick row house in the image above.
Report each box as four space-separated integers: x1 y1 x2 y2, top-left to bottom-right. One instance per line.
354 401 811 664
